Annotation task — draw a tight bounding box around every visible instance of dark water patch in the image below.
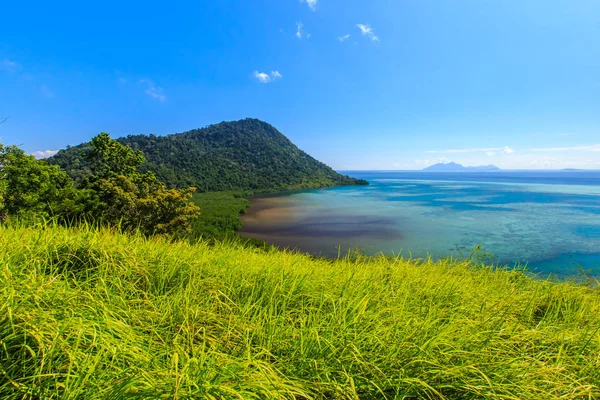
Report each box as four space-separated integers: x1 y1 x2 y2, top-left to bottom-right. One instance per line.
242 214 402 240
526 253 600 279
386 194 514 212
386 185 600 209
432 202 514 212
572 206 600 215
574 225 600 239
491 191 600 207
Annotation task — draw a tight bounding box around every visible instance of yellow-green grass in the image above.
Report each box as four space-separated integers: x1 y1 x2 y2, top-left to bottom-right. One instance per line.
1 224 599 399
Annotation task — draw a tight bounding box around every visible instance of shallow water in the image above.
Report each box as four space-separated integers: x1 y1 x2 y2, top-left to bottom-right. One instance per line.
240 171 600 278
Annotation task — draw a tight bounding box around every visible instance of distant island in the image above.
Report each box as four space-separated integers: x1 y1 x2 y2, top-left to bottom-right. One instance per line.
423 162 501 172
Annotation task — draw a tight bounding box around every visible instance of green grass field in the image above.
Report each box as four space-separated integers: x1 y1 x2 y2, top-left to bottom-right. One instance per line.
1 224 599 399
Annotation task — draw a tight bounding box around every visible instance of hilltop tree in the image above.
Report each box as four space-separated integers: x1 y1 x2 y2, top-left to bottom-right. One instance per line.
87 132 145 179
84 132 200 236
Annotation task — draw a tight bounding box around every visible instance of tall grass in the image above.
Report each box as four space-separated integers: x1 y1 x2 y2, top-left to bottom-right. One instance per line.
1 223 599 399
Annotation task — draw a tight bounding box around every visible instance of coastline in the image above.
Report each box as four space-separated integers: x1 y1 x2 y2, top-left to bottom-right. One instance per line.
233 179 372 251
235 173 600 279
237 189 404 258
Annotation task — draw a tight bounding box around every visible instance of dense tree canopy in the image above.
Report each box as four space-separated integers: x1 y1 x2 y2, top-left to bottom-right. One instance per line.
0 134 200 236
50 119 368 192
87 132 145 178
82 132 200 236
0 143 90 221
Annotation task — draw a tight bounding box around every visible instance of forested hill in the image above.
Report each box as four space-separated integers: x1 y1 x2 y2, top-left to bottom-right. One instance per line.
50 119 368 192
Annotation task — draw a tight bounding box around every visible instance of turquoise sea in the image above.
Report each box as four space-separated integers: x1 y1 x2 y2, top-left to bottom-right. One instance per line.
240 171 600 278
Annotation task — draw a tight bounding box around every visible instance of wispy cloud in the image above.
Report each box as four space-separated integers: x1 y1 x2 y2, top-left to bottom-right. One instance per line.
300 0 318 11
486 151 495 156
339 34 350 42
254 71 271 83
357 24 379 42
1 59 21 73
296 22 304 39
253 70 282 84
2 59 54 99
40 84 54 99
140 79 166 102
427 146 515 154
32 150 59 159
531 144 600 152
116 71 128 85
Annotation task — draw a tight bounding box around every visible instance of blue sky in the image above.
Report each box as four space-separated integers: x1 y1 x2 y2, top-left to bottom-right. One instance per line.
1 0 599 169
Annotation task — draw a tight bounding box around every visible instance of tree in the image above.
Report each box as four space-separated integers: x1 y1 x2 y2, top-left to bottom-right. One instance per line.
87 132 144 179
0 143 90 221
0 131 200 237
84 133 200 236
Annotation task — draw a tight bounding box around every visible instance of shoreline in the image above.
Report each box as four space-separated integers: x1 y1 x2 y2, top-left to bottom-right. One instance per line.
233 180 600 280
237 189 404 258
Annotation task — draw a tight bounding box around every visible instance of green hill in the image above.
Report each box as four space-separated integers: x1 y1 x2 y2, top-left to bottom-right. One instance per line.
49 118 367 192
1 223 599 399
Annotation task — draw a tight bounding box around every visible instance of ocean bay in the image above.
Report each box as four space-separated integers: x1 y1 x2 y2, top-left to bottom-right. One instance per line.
240 171 600 277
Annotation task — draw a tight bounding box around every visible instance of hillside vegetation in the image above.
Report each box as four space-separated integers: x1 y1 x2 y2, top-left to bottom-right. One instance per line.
0 133 200 236
189 191 252 240
1 224 599 399
50 119 368 192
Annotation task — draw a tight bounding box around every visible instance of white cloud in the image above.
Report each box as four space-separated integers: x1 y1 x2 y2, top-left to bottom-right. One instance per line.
486 151 495 157
339 34 350 42
301 0 318 11
40 84 54 99
1 59 21 73
296 22 304 39
531 144 600 152
357 24 379 42
32 150 58 159
254 71 271 83
254 71 282 84
140 79 166 102
427 146 515 154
